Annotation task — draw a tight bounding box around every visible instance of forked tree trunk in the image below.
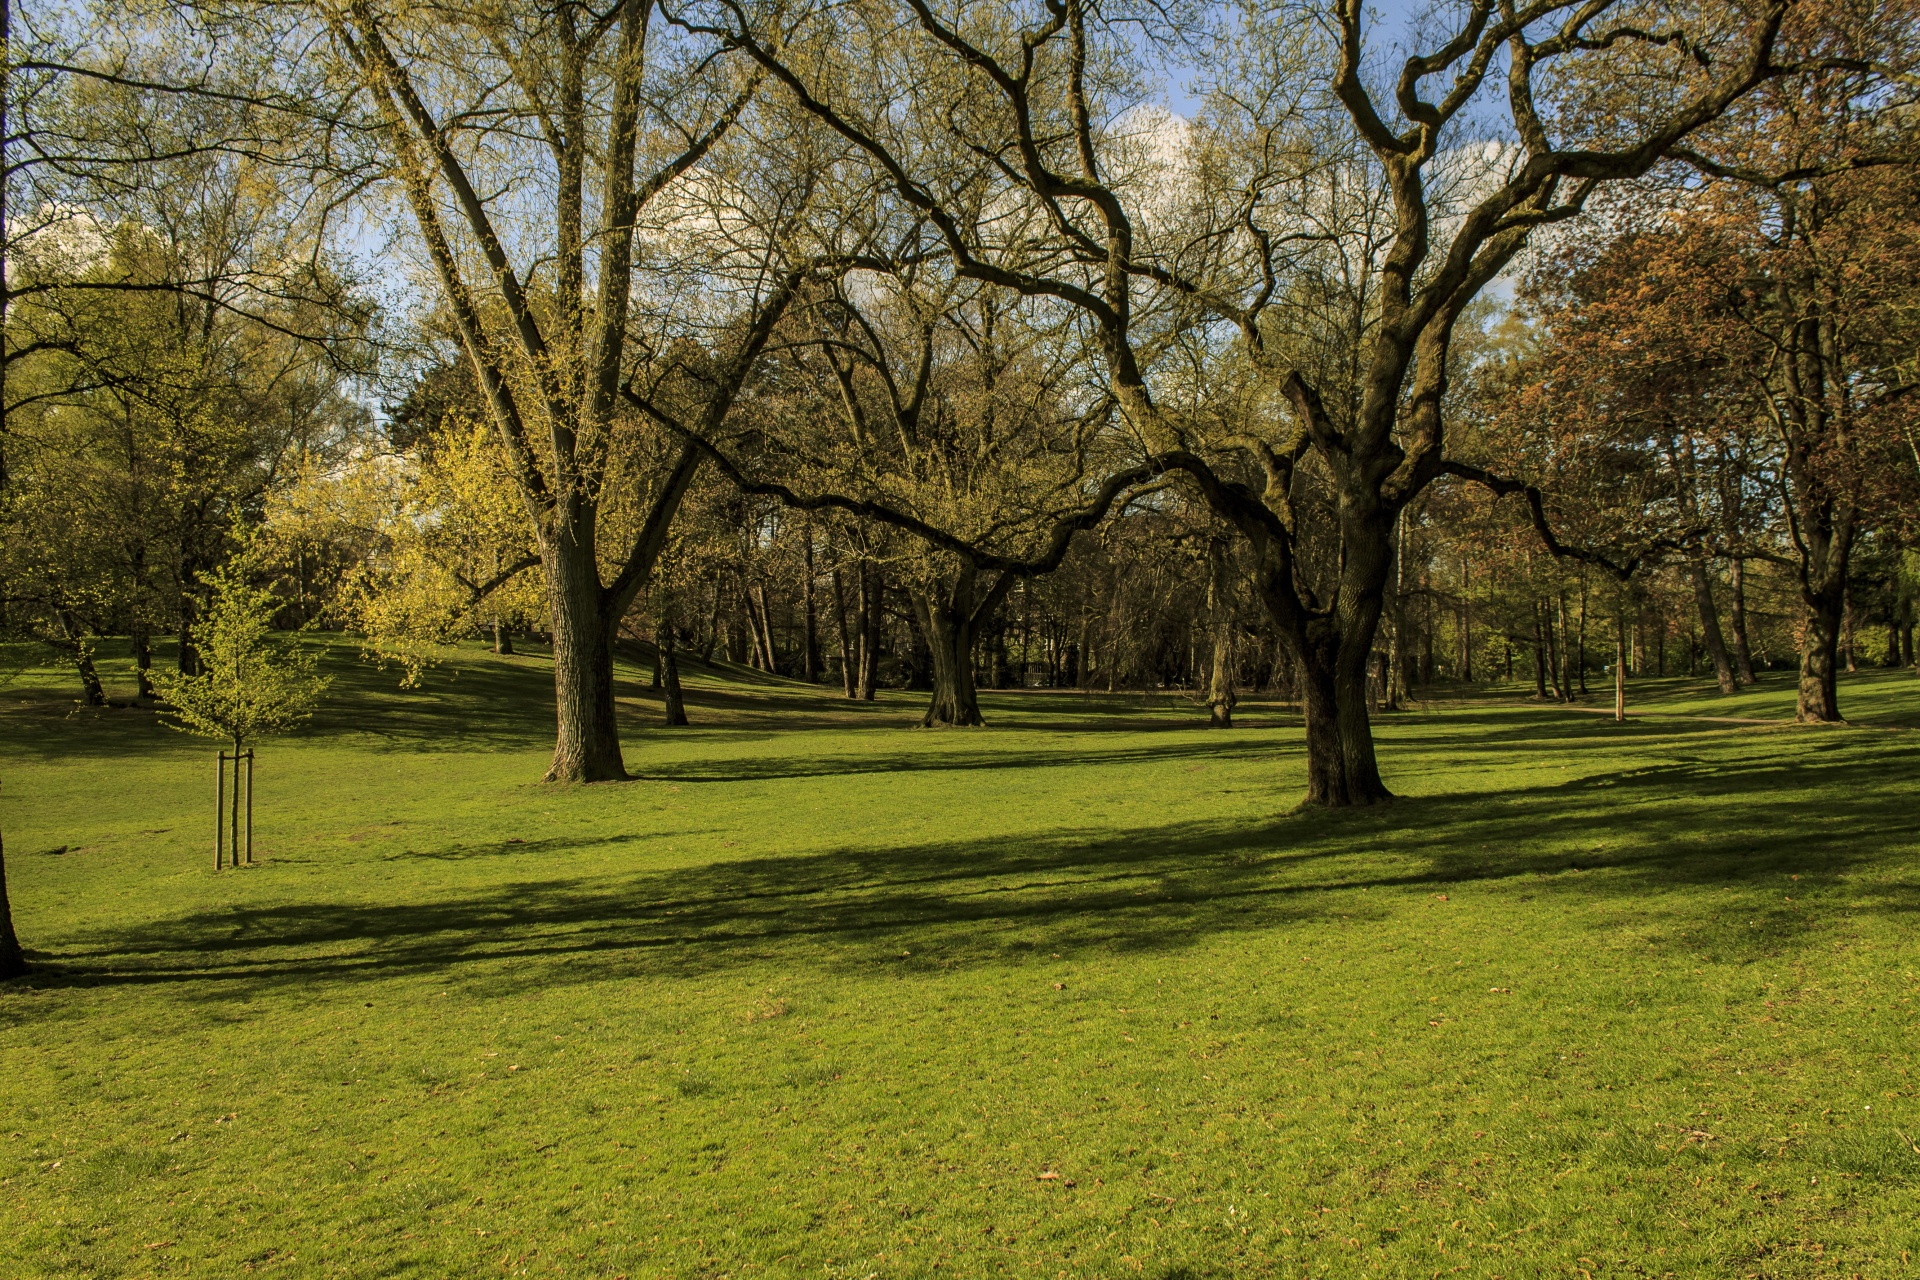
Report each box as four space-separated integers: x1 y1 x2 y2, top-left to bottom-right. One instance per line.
917 595 985 727
1688 558 1738 694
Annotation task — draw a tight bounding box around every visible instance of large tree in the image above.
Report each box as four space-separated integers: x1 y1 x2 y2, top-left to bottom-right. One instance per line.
681 0 1820 804
308 0 868 779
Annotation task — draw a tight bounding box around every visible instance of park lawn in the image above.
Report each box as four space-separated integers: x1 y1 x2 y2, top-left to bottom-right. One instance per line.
2 641 1919 1279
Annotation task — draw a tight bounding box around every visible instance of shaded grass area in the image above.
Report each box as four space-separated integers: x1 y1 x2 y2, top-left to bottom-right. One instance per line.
2 639 1918 1277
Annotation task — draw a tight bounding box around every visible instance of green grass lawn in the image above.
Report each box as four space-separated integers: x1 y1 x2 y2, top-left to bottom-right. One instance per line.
3 640 1919 1278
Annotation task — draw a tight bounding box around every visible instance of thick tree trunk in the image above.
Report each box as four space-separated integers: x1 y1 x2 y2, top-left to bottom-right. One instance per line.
916 594 985 727
544 541 627 783
493 620 514 655
1207 630 1235 727
1797 592 1844 723
1299 650 1348 807
1728 557 1755 683
1688 558 1738 695
0 810 26 980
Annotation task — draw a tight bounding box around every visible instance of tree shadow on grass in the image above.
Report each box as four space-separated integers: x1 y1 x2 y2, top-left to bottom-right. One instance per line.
17 739 1917 1005
631 734 1300 784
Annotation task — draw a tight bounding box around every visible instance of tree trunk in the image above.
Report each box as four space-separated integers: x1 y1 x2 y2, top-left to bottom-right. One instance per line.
1299 645 1349 807
1325 515 1394 804
56 611 106 707
1614 612 1628 724
1458 554 1473 682
751 584 778 671
177 593 201 677
1333 630 1389 803
543 541 627 783
1556 592 1573 701
1688 558 1738 695
702 579 722 663
1728 557 1755 683
802 533 820 683
914 591 985 727
661 628 689 727
493 620 514 655
0 801 27 980
832 567 855 698
1532 604 1549 700
1575 573 1589 696
133 627 155 699
1206 540 1236 728
1843 586 1857 673
858 564 881 700
1798 591 1845 723
1542 599 1563 700
1383 518 1406 711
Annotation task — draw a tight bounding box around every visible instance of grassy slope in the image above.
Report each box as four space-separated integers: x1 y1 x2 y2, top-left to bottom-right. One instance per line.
2 641 1918 1279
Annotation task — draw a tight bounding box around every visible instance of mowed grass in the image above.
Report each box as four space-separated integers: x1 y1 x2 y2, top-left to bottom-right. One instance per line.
2 640 1919 1279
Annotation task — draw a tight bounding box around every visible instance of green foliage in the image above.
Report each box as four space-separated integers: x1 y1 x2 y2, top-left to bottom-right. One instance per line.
2 639 1918 1275
151 569 330 746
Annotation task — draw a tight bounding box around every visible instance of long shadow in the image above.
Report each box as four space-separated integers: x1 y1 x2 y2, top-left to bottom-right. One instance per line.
19 740 1918 1002
632 735 1299 783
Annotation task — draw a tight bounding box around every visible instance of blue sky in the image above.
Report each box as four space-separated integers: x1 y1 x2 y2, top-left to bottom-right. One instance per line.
1146 0 1434 116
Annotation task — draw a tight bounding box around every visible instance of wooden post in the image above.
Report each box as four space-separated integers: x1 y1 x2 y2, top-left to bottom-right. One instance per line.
1615 616 1628 724
215 752 225 871
244 750 254 864
229 750 241 868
